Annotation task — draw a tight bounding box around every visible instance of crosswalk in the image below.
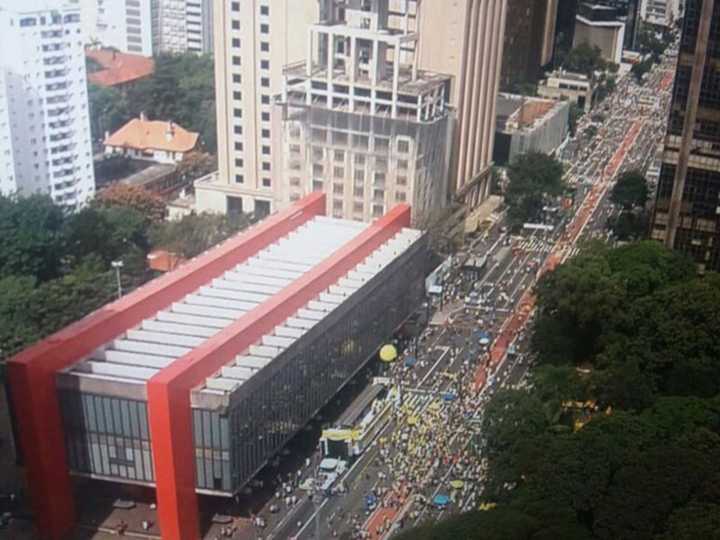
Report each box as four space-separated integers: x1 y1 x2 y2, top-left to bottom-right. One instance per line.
512 236 551 252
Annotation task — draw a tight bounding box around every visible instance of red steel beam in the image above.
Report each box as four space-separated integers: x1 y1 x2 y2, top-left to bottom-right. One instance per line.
147 204 412 540
5 193 325 540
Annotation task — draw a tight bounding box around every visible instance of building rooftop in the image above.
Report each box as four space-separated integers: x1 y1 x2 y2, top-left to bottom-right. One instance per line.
105 115 199 154
60 211 422 402
496 94 559 131
284 61 450 96
86 48 155 87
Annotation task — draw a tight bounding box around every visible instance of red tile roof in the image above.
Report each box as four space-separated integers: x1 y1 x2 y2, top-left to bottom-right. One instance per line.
105 117 199 154
86 48 155 87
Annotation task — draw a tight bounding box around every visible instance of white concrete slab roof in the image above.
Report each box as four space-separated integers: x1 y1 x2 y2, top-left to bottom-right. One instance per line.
64 215 422 395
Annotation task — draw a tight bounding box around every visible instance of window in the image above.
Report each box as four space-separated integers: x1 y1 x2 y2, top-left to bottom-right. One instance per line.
261 112 270 121
262 145 270 155
261 77 270 87
260 5 269 15
261 42 270 52
232 56 241 66
395 191 407 202
234 174 244 184
231 2 240 11
233 108 242 118
232 38 240 48
333 199 343 211
372 204 384 217
233 74 242 84
233 91 242 100
334 150 345 162
235 158 244 167
290 177 301 187
397 159 408 170
262 178 271 187
234 142 243 151
232 20 240 30
262 129 270 138
260 24 269 34
334 166 344 178
396 175 407 186
261 94 270 105
353 202 364 213
313 180 324 191
261 60 270 70
262 162 271 171
234 126 243 135
354 154 366 166
333 183 344 195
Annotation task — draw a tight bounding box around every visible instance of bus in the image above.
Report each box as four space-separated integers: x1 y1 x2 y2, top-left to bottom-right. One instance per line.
320 384 391 461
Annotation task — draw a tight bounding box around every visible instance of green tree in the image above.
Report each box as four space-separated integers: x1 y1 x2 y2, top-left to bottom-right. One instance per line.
505 152 565 226
608 211 647 241
562 42 607 77
87 83 130 142
0 194 66 282
149 212 251 259
611 170 649 210
94 184 167 224
125 53 217 152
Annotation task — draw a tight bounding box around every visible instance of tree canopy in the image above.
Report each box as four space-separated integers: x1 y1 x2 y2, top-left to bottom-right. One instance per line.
400 242 720 540
562 42 607 77
504 152 565 226
0 194 249 361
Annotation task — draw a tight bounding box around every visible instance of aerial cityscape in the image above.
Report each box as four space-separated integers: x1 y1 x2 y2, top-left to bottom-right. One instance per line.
1 1 719 540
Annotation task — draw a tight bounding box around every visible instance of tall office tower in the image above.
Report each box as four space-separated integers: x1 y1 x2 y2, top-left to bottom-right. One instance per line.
501 0 558 91
151 0 213 54
599 0 641 50
574 3 626 64
553 0 580 65
196 0 320 217
651 0 720 271
73 0 153 56
0 0 95 209
413 0 508 206
273 0 453 224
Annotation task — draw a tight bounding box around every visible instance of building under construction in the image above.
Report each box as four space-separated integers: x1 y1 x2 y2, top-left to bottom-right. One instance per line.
271 0 453 226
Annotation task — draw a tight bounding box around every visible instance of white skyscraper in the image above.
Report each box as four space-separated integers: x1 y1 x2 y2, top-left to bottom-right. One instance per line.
0 0 96 209
152 0 213 54
0 68 16 196
71 0 153 56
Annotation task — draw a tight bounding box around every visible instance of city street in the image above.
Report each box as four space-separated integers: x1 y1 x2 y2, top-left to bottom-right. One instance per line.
230 48 680 540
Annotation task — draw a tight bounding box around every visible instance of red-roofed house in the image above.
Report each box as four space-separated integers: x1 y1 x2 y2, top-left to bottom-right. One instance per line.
86 48 155 88
104 114 200 164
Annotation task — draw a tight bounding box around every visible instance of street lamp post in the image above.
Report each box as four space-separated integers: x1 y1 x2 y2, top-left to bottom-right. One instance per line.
111 260 124 299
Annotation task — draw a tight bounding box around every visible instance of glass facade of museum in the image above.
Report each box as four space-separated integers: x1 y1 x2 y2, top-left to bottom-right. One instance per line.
57 234 428 494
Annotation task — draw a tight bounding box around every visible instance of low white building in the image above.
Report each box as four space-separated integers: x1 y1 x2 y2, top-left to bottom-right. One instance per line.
104 115 199 164
538 70 597 112
0 0 96 209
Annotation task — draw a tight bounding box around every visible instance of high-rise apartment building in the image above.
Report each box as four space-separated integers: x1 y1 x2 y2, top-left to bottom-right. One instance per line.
273 0 453 224
196 0 320 217
73 0 153 56
501 0 558 91
0 0 95 209
151 0 213 54
651 0 720 271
